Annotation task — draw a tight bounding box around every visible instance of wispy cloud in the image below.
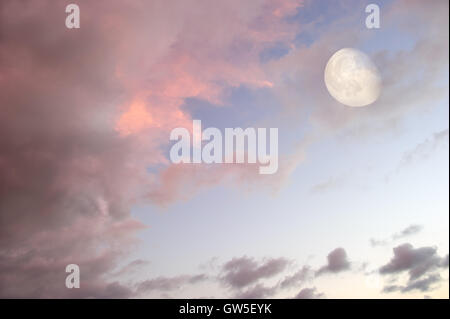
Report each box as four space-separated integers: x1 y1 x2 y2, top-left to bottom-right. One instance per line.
370 224 424 247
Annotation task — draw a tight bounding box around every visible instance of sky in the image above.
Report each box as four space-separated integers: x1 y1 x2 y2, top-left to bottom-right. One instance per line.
0 0 448 299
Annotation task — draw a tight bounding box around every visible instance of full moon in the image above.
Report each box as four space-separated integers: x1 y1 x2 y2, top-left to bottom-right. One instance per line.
324 48 381 107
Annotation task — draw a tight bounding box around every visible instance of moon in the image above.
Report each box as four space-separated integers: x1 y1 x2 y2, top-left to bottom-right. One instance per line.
324 48 381 107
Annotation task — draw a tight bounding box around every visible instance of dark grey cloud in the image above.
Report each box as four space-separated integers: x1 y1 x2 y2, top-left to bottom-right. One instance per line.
382 274 442 294
441 254 449 268
379 243 446 281
133 256 306 299
379 243 448 295
279 266 311 289
382 285 401 293
233 284 277 299
316 248 350 276
402 274 441 293
221 256 289 289
221 257 318 298
293 287 324 299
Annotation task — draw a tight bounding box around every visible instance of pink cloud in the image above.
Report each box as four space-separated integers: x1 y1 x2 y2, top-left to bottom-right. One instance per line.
0 0 303 297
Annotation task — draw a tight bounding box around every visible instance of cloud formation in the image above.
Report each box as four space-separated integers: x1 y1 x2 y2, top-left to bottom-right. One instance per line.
280 266 311 289
316 248 351 276
0 0 304 297
392 225 423 240
379 243 448 294
233 284 278 299
221 256 290 289
370 224 423 247
293 287 324 299
379 243 446 280
383 274 442 294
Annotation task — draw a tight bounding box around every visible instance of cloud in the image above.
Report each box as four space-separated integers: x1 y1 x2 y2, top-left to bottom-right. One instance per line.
379 243 448 294
382 285 401 293
233 284 278 299
111 259 151 278
316 248 350 276
369 238 390 248
0 0 304 297
136 274 208 295
146 162 293 206
133 254 306 298
401 274 442 293
293 287 324 299
218 256 318 298
398 129 449 169
382 274 442 294
379 243 446 281
88 282 135 299
280 266 311 289
370 224 423 247
392 225 423 240
441 255 449 268
221 256 290 289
